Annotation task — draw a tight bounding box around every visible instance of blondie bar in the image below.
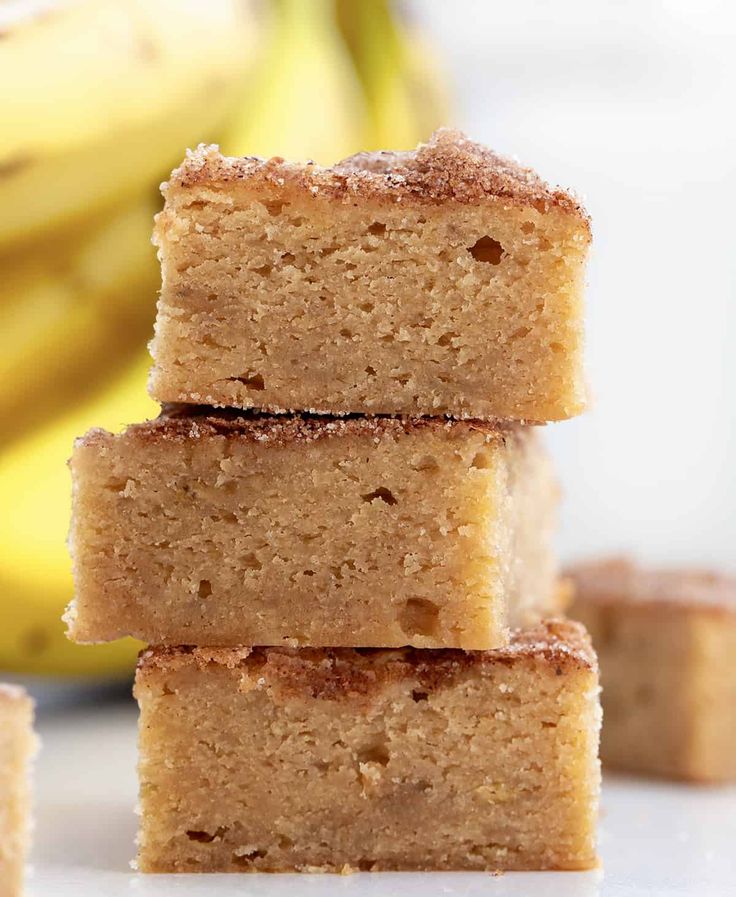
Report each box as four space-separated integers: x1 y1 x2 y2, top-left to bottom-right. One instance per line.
68 410 559 649
150 129 590 421
135 620 601 872
568 558 736 782
0 686 34 897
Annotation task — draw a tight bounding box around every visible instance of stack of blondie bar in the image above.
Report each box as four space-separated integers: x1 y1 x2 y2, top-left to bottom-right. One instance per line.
67 130 601 872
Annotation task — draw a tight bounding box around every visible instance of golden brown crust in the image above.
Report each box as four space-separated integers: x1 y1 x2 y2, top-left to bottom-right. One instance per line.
76 406 527 450
137 619 596 698
567 557 736 614
163 129 590 229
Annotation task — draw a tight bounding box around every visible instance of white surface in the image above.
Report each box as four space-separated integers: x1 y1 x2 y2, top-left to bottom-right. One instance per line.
29 701 736 896
420 0 736 569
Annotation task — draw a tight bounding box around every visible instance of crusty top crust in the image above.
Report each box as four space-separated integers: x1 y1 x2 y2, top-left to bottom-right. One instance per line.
76 405 526 450
137 619 597 701
161 128 589 227
567 557 736 614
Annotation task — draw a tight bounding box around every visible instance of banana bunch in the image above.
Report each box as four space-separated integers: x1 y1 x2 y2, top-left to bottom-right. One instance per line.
0 0 260 248
0 0 446 677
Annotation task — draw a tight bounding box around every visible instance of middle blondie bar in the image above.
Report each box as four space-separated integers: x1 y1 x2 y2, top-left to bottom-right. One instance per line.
68 410 558 649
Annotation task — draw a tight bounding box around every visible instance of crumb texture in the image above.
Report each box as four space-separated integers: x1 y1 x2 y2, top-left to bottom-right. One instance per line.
150 130 589 421
135 621 601 872
68 415 559 649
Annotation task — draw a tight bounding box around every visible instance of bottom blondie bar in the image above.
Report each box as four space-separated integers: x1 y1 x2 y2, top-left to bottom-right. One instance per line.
0 686 34 897
135 620 600 873
569 557 736 782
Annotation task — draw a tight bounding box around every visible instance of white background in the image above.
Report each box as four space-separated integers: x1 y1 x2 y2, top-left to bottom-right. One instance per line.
421 0 736 568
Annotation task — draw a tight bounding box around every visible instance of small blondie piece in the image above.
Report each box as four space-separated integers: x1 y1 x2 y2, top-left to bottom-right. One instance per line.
0 686 34 897
68 410 559 649
150 129 590 422
135 620 601 872
568 558 736 782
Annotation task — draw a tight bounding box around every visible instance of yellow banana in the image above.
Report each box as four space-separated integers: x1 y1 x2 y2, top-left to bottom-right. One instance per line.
392 2 450 139
0 0 262 248
223 0 363 163
0 195 158 447
0 354 157 676
336 0 419 149
335 0 448 150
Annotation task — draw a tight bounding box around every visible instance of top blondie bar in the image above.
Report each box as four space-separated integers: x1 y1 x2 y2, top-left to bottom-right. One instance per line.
151 129 590 421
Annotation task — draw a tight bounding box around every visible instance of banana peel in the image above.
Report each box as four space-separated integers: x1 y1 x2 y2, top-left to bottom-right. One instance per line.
223 0 363 163
0 195 159 447
393 3 451 140
336 0 449 151
0 355 157 676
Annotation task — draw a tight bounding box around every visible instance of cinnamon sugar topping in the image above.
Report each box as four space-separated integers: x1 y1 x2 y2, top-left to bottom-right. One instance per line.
164 129 589 225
